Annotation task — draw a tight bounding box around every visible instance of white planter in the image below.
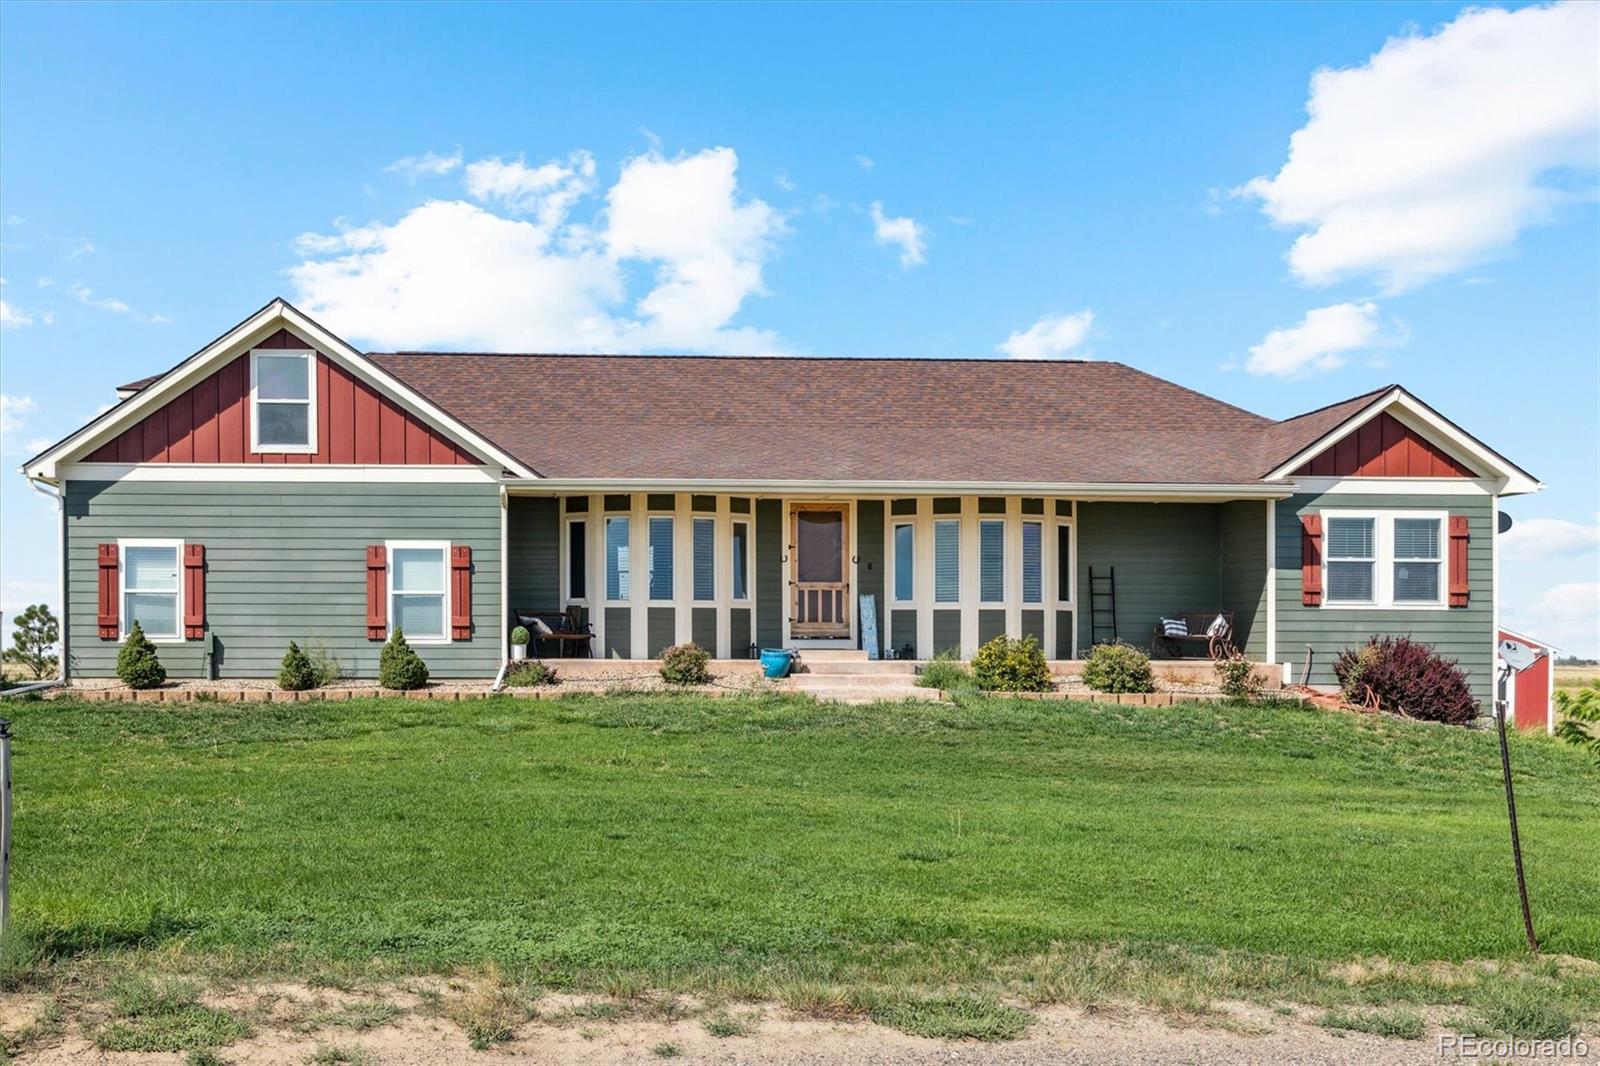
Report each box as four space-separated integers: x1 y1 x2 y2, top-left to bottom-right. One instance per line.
510 644 528 662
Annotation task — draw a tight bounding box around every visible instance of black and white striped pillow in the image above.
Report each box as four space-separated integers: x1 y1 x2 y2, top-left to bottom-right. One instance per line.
1161 617 1189 637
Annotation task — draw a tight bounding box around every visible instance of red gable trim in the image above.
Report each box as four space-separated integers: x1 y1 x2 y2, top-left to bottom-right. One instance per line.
1294 412 1477 478
85 329 481 466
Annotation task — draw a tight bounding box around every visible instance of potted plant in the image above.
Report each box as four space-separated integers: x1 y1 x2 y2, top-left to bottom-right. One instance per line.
510 625 531 661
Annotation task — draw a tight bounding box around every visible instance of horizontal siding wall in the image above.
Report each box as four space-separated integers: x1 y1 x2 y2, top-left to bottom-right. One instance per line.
603 607 631 659
1077 502 1221 652
730 608 751 657
755 500 782 647
932 610 961 654
65 479 501 679
1219 500 1268 658
506 497 558 613
647 607 675 657
1275 493 1494 706
856 500 885 656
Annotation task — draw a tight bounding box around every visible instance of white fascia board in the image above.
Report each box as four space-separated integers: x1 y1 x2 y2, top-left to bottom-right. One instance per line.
59 462 503 484
1289 476 1501 497
21 298 537 482
504 478 1296 500
1264 387 1541 496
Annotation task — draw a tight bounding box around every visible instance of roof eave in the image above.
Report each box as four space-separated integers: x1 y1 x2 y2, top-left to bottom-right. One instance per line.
503 477 1297 500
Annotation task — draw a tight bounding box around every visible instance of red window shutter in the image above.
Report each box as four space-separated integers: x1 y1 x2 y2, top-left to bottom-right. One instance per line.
367 545 387 639
1300 515 1323 606
184 543 206 638
451 545 472 640
1448 515 1470 607
97 543 119 639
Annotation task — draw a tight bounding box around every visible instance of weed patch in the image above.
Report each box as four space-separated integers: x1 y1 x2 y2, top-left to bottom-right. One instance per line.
870 995 1032 1041
1318 1007 1425 1040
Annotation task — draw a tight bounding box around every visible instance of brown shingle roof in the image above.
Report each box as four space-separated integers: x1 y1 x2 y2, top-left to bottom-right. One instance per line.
368 353 1285 484
1256 385 1394 476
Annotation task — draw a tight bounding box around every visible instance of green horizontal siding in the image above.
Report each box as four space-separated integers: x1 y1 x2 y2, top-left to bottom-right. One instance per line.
65 479 501 679
1275 493 1494 707
1055 610 1073 659
1077 502 1220 651
1219 500 1268 658
507 497 558 613
856 500 885 656
755 500 782 647
730 608 751 655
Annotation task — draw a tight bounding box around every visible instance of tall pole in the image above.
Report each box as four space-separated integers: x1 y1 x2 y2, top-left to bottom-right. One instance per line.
0 717 11 936
1495 668 1538 953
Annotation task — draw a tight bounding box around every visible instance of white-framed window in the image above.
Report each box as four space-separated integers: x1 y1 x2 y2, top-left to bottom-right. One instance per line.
693 517 715 602
1054 519 1075 607
119 538 183 642
386 540 449 643
647 514 675 602
731 520 751 601
604 515 630 603
250 349 316 453
933 519 960 604
563 517 588 605
979 519 1005 604
1321 510 1447 609
891 522 915 603
1022 520 1043 604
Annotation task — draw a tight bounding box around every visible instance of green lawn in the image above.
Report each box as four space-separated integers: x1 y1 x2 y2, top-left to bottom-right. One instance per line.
3 692 1597 1009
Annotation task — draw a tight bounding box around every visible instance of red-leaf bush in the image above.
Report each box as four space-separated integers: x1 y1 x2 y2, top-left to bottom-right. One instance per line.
1333 636 1478 725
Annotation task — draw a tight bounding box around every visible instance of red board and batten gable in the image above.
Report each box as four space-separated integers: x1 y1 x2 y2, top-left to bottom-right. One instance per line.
86 330 481 465
1293 411 1477 478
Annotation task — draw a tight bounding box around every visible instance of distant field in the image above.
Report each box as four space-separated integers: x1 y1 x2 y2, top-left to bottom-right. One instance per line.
1556 665 1599 690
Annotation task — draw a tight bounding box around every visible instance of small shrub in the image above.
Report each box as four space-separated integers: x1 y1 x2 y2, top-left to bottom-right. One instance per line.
1333 636 1477 725
1554 681 1600 761
917 649 973 692
510 625 531 647
1216 654 1262 699
659 642 710 686
115 622 167 689
305 641 344 687
377 628 429 691
1082 641 1154 694
278 642 315 691
971 635 1052 692
504 660 556 687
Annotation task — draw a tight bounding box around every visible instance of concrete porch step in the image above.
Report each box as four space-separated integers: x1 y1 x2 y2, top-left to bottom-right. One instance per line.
786 672 934 689
791 648 869 662
792 659 919 675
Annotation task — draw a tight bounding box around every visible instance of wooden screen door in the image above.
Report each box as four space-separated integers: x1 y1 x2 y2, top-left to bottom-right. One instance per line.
791 503 850 637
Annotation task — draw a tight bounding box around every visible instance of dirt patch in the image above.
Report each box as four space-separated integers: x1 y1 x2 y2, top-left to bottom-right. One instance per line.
11 982 1591 1065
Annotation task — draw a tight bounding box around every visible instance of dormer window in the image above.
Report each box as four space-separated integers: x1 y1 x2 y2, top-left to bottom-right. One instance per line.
250 349 316 453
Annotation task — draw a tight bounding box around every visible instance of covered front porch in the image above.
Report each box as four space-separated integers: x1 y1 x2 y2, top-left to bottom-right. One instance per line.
504 488 1280 664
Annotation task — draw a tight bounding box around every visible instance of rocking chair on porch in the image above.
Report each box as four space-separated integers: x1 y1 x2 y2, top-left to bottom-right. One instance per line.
1150 610 1236 661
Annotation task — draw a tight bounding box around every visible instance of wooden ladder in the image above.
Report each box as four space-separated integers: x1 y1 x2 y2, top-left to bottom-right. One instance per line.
1088 566 1118 646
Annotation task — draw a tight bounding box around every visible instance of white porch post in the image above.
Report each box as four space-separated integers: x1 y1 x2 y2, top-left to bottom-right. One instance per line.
715 494 731 659
1265 498 1277 665
916 497 933 658
959 495 979 656
674 492 692 647
630 492 647 657
589 494 604 657
1005 496 1023 639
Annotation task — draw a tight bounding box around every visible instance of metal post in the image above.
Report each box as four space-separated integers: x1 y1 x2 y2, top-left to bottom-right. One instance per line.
1495 667 1538 953
0 717 11 936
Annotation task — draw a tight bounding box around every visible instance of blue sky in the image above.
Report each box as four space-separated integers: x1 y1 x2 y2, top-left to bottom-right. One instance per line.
2 1 1596 653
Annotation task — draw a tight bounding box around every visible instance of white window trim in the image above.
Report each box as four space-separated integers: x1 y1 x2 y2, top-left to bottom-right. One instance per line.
730 517 753 603
603 513 631 606
1320 509 1449 610
385 539 451 644
1021 518 1045 606
890 520 916 604
933 517 961 605
118 538 185 643
978 517 1007 606
692 515 717 603
249 349 318 454
1052 517 1076 609
561 515 589 607
646 511 677 605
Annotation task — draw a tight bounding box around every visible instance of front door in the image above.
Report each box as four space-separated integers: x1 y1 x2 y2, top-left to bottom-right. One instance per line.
791 503 850 637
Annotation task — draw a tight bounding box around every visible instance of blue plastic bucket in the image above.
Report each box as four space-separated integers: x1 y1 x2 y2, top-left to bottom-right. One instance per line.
759 648 794 679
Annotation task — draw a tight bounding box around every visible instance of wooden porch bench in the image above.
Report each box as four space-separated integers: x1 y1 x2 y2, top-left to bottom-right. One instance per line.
512 607 593 658
1151 610 1236 661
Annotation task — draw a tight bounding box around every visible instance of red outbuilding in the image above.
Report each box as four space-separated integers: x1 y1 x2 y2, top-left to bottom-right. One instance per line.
1497 628 1559 734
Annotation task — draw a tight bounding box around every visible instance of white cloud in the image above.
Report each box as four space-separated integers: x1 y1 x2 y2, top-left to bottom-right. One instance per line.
463 151 596 230
869 201 927 269
1240 2 1600 292
0 300 30 328
998 310 1096 360
854 154 876 171
1505 581 1600 657
385 148 463 180
289 146 787 354
1 393 41 456
63 238 94 261
1245 301 1405 378
1500 517 1600 561
775 171 795 192
69 282 129 313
